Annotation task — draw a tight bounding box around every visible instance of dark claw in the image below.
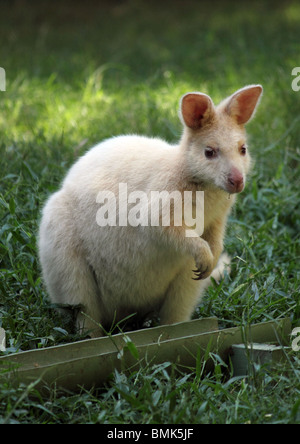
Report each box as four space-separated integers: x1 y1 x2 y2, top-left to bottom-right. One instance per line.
192 267 207 280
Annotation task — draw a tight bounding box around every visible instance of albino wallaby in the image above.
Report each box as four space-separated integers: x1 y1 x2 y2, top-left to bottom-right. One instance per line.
38 85 263 337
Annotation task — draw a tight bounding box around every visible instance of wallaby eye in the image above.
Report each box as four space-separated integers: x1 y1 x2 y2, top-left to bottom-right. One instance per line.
205 147 218 159
240 144 247 156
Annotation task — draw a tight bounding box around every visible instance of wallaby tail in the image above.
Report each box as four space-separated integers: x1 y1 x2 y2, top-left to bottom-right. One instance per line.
201 252 231 293
197 252 231 306
211 252 231 282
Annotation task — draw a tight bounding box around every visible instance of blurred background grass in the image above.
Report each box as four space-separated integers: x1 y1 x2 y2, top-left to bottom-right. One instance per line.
1 0 299 153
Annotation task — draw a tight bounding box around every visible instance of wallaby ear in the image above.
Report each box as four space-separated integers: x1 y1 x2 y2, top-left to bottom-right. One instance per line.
225 85 263 125
180 92 215 130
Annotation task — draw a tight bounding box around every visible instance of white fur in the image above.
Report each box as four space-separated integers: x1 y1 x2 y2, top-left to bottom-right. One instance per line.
38 85 262 336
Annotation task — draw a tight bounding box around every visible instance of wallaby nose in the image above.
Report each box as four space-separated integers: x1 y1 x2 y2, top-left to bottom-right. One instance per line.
227 169 244 193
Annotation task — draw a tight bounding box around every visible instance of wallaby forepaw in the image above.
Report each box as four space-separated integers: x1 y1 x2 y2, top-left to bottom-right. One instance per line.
192 240 214 280
192 268 207 280
192 265 211 280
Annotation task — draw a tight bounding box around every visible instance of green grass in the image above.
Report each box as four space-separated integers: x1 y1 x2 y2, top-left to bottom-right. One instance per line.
0 0 299 424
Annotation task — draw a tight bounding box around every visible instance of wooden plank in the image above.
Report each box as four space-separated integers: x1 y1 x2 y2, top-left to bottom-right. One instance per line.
0 318 291 394
0 317 219 371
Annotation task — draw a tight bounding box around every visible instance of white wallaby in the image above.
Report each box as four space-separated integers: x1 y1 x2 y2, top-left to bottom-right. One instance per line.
38 85 263 337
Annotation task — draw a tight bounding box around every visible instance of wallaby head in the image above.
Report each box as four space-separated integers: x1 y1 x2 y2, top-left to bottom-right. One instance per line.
179 85 263 194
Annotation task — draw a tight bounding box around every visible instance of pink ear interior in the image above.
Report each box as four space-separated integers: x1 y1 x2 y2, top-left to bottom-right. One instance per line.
226 86 263 125
181 93 214 130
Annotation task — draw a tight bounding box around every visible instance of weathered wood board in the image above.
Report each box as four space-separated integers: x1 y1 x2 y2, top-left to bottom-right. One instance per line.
0 317 291 394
